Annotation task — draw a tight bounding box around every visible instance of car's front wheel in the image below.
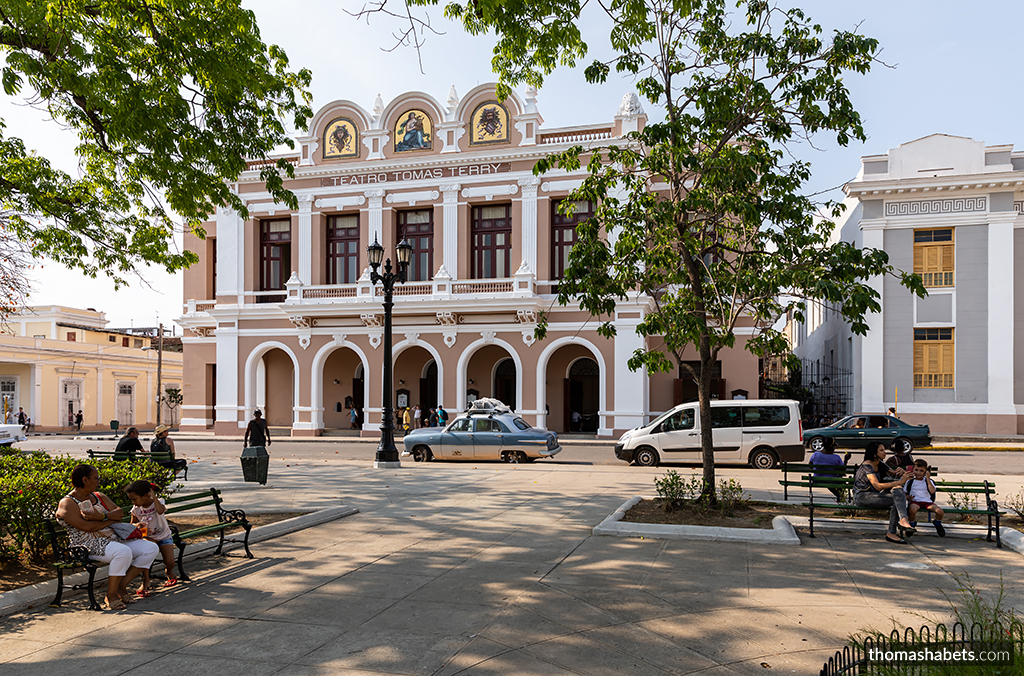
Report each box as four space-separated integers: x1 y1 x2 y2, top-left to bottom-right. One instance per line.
808 436 827 452
411 445 432 462
633 446 660 467
892 438 914 454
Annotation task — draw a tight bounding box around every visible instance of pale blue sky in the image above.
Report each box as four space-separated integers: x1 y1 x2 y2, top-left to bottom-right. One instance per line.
4 1 1021 328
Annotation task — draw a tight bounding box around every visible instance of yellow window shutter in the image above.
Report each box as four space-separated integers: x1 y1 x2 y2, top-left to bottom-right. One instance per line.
926 344 940 373
941 343 954 374
913 247 923 274
941 245 954 272
924 246 939 273
914 343 924 373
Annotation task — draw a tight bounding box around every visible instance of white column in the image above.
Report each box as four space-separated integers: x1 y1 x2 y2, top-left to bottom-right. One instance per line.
145 370 153 427
518 177 541 273
216 206 243 303
440 183 461 279
988 213 1016 424
215 327 241 428
860 221 885 412
31 363 41 425
297 194 314 284
613 311 648 432
96 368 103 426
365 188 385 246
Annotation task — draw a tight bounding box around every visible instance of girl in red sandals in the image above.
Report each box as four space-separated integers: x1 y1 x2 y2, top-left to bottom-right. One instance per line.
126 480 180 595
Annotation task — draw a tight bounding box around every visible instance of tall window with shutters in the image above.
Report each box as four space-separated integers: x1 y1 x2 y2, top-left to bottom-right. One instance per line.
326 214 360 284
551 199 594 280
913 328 954 388
260 219 292 291
471 204 512 279
913 229 954 288
397 209 434 282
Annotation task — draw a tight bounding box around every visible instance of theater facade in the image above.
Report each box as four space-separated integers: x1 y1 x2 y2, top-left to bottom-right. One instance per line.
177 85 760 437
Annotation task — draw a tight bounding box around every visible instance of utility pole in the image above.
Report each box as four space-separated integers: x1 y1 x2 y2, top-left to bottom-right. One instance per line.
156 323 163 427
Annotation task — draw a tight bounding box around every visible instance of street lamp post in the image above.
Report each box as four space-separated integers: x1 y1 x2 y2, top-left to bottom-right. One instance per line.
367 237 413 468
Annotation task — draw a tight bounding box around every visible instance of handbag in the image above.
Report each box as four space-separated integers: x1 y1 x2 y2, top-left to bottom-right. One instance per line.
109 521 144 540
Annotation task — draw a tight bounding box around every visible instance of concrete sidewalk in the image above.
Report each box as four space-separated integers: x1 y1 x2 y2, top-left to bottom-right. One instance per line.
2 462 1022 675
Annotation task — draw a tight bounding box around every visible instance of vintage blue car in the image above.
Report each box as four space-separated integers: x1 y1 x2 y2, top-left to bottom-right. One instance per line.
402 399 561 463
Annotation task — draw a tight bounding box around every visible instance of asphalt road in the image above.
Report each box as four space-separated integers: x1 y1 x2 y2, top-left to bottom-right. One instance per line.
16 436 1024 475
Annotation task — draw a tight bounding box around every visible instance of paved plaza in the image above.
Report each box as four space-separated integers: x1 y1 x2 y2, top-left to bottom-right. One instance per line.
2 456 1022 675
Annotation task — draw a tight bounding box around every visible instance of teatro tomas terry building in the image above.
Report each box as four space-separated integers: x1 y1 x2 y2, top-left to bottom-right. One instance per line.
176 84 760 438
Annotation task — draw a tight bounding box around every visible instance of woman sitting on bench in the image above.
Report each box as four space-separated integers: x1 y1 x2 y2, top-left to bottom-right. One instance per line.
55 464 160 610
152 425 188 474
853 442 917 545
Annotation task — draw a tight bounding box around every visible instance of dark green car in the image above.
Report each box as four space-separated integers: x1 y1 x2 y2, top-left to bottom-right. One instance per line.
803 414 931 454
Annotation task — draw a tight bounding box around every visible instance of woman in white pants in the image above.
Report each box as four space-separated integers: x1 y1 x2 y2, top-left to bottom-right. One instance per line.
56 464 160 610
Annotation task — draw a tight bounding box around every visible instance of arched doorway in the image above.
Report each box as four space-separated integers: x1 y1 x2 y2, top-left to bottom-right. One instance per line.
494 358 516 409
421 361 438 411
466 345 516 409
567 358 599 432
261 348 295 428
394 346 438 419
322 347 363 430
543 344 602 434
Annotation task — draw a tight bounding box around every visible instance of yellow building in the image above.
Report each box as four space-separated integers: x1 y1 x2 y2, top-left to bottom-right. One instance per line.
0 306 183 432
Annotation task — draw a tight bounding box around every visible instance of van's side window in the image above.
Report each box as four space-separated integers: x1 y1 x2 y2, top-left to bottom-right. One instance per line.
742 406 791 427
711 407 742 428
662 409 695 432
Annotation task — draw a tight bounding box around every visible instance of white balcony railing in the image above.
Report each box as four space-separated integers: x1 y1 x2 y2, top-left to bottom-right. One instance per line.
186 272 535 314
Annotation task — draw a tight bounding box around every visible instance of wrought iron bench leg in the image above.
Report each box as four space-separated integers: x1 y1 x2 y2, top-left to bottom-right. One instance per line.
50 569 65 607
242 523 253 559
86 567 101 611
176 541 190 582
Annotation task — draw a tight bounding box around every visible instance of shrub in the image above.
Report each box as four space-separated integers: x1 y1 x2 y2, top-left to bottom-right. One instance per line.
0 454 176 560
654 470 748 514
948 491 979 522
1004 489 1024 521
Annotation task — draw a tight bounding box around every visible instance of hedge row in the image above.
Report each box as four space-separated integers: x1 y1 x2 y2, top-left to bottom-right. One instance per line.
0 452 176 560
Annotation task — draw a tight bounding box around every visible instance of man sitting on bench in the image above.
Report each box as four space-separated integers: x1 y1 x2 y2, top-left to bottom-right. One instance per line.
113 427 143 460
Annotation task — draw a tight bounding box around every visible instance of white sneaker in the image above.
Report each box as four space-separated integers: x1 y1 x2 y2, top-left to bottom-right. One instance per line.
400 451 410 457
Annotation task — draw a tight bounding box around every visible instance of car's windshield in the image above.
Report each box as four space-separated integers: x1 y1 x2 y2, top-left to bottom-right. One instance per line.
647 408 679 429
830 417 853 429
512 418 531 430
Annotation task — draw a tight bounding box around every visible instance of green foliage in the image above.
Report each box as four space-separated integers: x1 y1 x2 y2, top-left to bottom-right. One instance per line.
0 454 175 560
654 469 747 515
1004 490 1024 521
413 0 927 499
0 0 312 307
949 491 979 521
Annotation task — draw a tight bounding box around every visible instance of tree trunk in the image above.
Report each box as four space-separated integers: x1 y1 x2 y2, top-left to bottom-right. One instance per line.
698 335 717 506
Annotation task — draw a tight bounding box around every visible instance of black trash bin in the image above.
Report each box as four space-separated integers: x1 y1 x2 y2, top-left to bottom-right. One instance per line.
240 446 270 485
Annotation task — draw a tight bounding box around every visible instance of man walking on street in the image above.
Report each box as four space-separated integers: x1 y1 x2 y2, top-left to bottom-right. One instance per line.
244 410 272 449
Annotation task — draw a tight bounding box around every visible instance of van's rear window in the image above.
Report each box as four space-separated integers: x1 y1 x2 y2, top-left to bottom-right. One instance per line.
742 406 790 427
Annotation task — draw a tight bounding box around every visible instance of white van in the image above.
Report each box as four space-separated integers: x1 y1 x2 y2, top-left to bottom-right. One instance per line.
614 399 804 469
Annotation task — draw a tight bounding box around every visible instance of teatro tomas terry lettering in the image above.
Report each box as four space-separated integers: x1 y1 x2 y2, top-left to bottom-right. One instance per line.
321 163 508 187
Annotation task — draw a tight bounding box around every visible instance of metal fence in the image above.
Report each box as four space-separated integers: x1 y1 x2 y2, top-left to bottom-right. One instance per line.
820 621 1023 675
760 356 854 427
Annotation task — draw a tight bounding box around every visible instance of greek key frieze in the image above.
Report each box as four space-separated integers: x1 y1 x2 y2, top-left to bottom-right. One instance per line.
884 197 987 217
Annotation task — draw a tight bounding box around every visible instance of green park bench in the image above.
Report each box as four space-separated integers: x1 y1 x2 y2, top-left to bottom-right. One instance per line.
46 488 252 610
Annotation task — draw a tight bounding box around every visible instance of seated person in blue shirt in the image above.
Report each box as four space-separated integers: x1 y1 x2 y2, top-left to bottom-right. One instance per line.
809 438 852 501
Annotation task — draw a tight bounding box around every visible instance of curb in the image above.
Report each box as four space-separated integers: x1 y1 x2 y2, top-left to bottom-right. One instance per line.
0 504 359 618
593 496 801 545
